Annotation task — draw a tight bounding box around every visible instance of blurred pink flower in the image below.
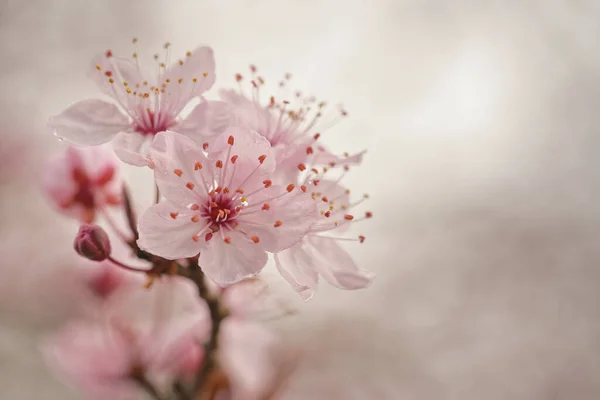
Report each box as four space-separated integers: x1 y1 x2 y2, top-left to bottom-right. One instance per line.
42 279 205 399
138 130 317 286
43 145 122 223
274 154 375 300
48 45 227 166
213 67 365 182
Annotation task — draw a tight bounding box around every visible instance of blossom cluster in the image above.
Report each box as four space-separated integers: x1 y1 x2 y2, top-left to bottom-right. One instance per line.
42 39 374 399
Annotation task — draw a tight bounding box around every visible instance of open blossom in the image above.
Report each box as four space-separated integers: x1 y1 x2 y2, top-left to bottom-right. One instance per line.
212 66 365 181
43 145 121 223
274 150 375 300
42 280 204 399
137 129 317 286
48 41 228 166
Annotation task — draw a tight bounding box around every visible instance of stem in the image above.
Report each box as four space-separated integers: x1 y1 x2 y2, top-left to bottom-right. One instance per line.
133 374 167 400
107 256 147 273
155 184 160 204
100 208 131 244
173 380 192 400
122 185 139 241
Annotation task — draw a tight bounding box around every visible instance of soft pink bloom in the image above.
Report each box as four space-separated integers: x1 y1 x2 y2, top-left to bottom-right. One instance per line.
137 130 317 286
43 145 122 223
42 279 205 399
49 44 228 166
84 261 136 300
209 67 365 181
274 155 375 300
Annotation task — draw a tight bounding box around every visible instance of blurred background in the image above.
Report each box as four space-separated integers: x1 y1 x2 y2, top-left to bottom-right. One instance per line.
2 0 600 398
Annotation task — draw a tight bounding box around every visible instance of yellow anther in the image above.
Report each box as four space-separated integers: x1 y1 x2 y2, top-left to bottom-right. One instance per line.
179 59 184 66
123 82 128 87
132 37 138 44
203 72 208 77
165 79 171 83
108 78 114 84
132 52 138 58
154 54 159 60
126 88 132 94
186 51 192 57
164 42 171 49
178 78 183 84
159 62 165 68
95 64 102 70
192 78 198 83
240 197 247 202
143 81 148 86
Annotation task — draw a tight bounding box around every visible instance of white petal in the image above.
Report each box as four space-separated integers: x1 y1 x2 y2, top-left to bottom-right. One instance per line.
274 244 318 301
112 131 150 166
307 236 374 290
199 231 267 286
48 99 129 145
137 201 209 259
176 101 233 146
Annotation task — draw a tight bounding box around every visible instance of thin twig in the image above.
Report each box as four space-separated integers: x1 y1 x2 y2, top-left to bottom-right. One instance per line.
173 380 192 400
133 373 167 400
100 208 131 244
107 256 147 274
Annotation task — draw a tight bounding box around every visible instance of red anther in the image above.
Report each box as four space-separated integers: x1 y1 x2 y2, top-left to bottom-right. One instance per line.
104 71 113 77
286 184 295 192
208 190 216 197
223 187 230 194
215 160 223 168
261 203 270 211
190 204 200 211
258 154 267 164
202 142 209 150
210 202 218 208
235 188 244 194
235 73 243 82
324 211 331 218
311 168 319 174
218 210 225 219
250 64 257 73
306 146 314 155
269 96 275 107
313 179 320 186
263 180 272 188
301 185 307 193
231 155 238 164
105 50 113 58
297 163 306 171
186 182 195 190
365 211 373 218
205 232 213 242
251 236 260 243
192 235 200 242
215 186 222 193
283 100 290 105
274 220 282 227
344 214 354 220
170 212 178 219
174 169 183 177
194 162 203 170
322 196 329 203
329 162 336 167
223 209 231 215
359 235 365 243
313 133 321 140
228 136 235 145
344 165 350 171
191 215 200 222
251 80 258 88
224 237 232 244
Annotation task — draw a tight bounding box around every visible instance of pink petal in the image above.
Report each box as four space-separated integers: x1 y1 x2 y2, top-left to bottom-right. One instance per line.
162 46 216 115
208 127 275 191
112 131 150 166
219 89 273 135
274 243 318 301
237 187 317 252
307 236 374 290
48 99 130 145
88 53 145 105
176 100 233 145
199 231 268 286
137 201 209 259
149 131 212 206
219 319 277 399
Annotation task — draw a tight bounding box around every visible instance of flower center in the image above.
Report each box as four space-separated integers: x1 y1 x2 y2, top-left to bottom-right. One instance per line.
201 194 239 229
132 109 176 136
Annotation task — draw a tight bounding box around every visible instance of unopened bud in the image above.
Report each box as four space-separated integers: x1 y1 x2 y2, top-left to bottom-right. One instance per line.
74 225 111 261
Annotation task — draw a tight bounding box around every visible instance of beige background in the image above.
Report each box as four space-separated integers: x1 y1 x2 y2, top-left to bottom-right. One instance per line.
1 0 600 398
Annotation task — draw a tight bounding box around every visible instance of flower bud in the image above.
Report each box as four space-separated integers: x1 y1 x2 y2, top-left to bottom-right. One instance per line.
74 224 111 261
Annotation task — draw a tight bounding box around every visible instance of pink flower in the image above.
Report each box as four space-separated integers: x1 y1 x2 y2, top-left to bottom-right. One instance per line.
84 261 135 300
49 43 228 166
43 145 122 223
42 279 204 399
274 152 375 300
137 130 317 286
213 66 365 181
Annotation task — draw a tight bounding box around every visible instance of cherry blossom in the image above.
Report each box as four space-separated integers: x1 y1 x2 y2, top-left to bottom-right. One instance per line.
43 145 122 223
138 129 317 286
49 41 229 166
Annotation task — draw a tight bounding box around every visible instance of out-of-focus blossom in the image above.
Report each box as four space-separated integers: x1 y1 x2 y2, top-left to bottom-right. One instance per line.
74 224 112 261
43 145 122 223
138 130 317 286
42 279 205 399
85 261 136 300
274 152 374 300
48 42 228 166
204 66 365 182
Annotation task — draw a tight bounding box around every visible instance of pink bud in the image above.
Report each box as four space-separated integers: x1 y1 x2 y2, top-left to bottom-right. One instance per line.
74 225 111 261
